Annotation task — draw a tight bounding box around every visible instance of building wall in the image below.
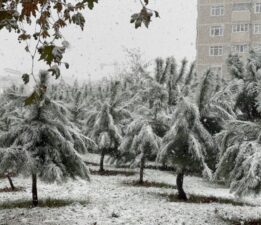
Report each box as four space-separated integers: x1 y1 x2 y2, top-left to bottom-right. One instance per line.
196 0 261 79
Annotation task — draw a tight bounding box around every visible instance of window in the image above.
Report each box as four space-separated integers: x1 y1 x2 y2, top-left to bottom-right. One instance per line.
232 24 250 33
254 24 261 34
209 46 223 56
232 44 249 53
255 3 261 13
211 5 224 16
232 3 250 11
210 25 224 36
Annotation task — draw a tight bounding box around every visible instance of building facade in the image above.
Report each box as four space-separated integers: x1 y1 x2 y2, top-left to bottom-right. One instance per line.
196 0 261 78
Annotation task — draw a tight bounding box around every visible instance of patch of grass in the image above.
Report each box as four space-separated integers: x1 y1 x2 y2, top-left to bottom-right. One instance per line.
160 193 252 206
85 161 99 166
234 221 261 225
0 198 89 209
0 187 24 193
123 180 176 189
226 219 261 225
90 169 136 177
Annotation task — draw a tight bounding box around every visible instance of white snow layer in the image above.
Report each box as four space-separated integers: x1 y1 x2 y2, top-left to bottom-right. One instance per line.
0 160 261 225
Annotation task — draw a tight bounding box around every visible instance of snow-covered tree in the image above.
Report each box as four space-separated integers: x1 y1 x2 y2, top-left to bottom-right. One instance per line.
84 100 102 139
0 85 27 190
235 52 261 121
205 85 244 133
119 70 170 183
119 118 161 183
67 90 87 129
157 98 215 200
199 52 260 128
226 54 245 79
154 57 196 107
213 51 261 196
0 71 92 207
86 81 132 171
91 102 122 172
197 70 221 114
196 68 245 135
0 86 25 133
214 120 261 196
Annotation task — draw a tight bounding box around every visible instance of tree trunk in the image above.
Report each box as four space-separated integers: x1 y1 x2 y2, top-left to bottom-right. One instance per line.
32 173 38 207
6 174 15 191
176 172 187 201
99 151 105 172
139 156 145 184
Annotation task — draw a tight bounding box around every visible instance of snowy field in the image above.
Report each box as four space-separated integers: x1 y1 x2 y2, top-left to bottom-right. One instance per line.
0 154 261 225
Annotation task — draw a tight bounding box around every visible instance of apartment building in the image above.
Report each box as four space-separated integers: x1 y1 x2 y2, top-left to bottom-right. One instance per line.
196 0 261 78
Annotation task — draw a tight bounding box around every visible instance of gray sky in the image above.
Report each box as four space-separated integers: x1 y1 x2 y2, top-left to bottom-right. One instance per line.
0 0 197 82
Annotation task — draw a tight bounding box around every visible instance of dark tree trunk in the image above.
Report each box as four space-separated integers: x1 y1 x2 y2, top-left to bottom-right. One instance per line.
139 156 145 184
32 173 38 207
6 174 15 191
99 151 105 172
176 172 187 201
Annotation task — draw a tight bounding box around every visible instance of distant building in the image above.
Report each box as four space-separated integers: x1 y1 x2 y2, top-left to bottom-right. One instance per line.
196 0 261 78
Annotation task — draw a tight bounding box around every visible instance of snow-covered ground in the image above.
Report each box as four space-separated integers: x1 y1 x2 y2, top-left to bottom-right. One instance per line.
0 155 261 225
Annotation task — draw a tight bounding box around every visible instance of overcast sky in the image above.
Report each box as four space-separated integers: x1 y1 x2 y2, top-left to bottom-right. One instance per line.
0 0 197 82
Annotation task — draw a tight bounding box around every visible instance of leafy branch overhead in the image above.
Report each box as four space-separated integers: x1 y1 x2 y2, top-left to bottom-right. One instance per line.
130 2 159 29
0 0 159 105
0 0 159 68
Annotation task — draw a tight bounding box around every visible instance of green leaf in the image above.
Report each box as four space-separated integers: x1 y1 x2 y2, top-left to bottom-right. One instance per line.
0 11 13 22
84 0 98 10
135 18 142 29
72 12 85 30
22 73 30 84
141 7 152 28
130 13 139 23
0 11 18 31
24 91 40 106
130 7 154 29
38 45 55 65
